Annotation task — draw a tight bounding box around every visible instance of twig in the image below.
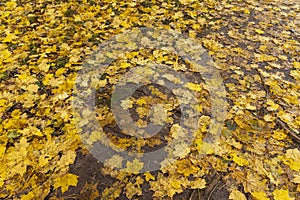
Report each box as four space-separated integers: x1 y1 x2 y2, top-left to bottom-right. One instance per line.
207 180 219 200
204 172 221 200
276 118 300 144
256 68 300 145
189 189 196 200
255 68 270 101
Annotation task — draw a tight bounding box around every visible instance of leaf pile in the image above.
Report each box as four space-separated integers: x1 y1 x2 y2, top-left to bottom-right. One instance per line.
0 0 299 199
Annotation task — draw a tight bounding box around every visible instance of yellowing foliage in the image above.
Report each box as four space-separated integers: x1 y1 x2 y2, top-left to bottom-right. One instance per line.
229 190 247 200
53 173 79 193
0 0 299 199
273 189 294 200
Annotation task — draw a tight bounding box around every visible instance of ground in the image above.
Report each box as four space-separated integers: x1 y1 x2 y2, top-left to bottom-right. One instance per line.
0 0 299 199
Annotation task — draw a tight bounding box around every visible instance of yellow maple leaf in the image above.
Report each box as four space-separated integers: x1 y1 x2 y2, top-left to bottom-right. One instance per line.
179 0 196 5
2 32 17 43
229 190 247 200
278 111 293 123
11 109 22 119
172 142 191 159
38 60 50 72
279 149 300 171
144 172 155 181
126 159 144 174
56 150 76 171
263 114 275 122
120 98 133 109
21 191 35 200
170 124 185 139
125 181 142 199
1 49 11 61
53 173 78 193
20 126 43 137
102 183 122 199
23 84 39 93
272 129 287 140
243 8 250 14
273 189 294 200
231 153 249 166
190 178 206 189
184 82 202 92
255 29 265 35
38 156 49 168
195 140 214 154
69 54 81 63
0 146 5 157
292 174 300 183
228 30 241 39
150 104 168 125
0 99 7 107
162 73 182 84
171 179 181 189
293 61 300 69
176 159 199 177
266 100 279 111
251 191 270 200
55 68 67 77
255 54 277 62
87 131 103 145
105 155 123 169
136 98 147 106
119 62 131 69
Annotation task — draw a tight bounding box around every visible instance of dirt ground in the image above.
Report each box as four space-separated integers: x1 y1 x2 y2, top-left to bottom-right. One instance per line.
46 148 229 200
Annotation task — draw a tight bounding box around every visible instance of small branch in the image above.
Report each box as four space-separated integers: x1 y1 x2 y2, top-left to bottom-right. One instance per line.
189 190 196 200
207 181 220 200
255 68 270 101
276 118 300 144
205 172 221 200
255 68 300 145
